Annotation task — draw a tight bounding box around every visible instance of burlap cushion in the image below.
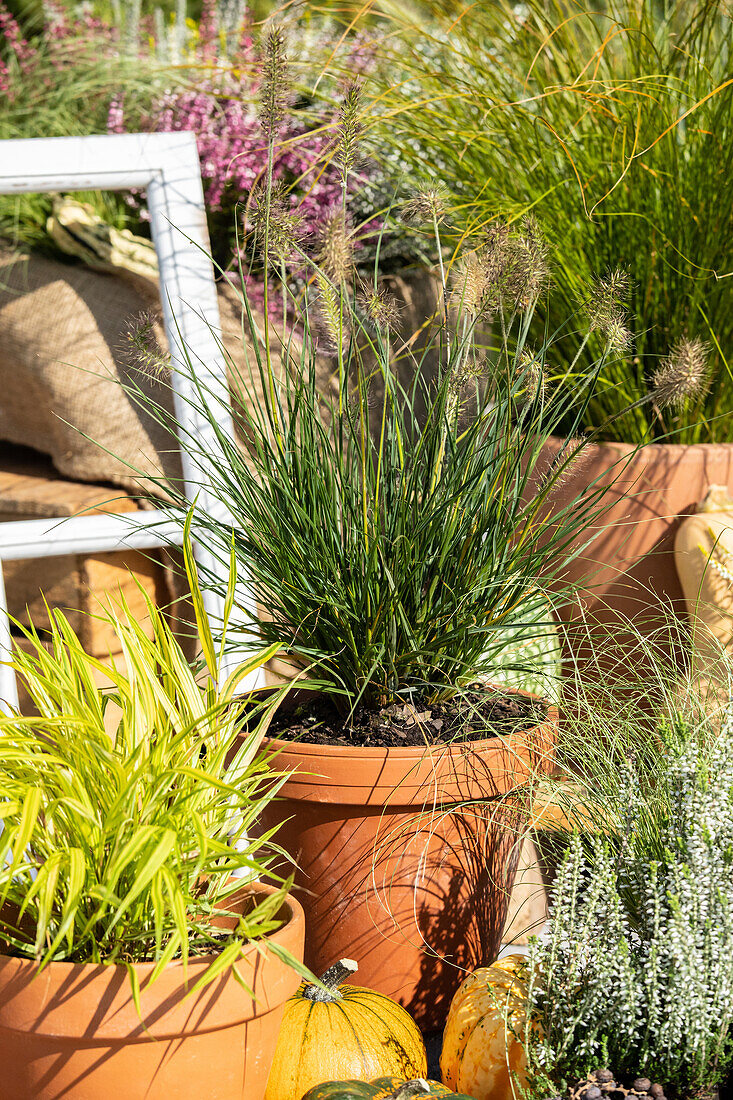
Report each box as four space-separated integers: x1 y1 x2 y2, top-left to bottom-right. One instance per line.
0 243 437 497
0 247 183 495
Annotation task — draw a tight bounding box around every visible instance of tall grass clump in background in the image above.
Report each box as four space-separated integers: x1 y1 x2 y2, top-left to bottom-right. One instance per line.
367 0 733 445
127 27 701 718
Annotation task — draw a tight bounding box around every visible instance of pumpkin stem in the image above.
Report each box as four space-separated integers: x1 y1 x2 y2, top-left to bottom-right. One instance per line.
388 1081 432 1099
301 958 358 1002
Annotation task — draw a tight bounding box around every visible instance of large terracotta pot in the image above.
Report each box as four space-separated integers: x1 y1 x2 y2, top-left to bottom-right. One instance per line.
0 884 305 1100
542 438 733 671
261 689 557 1031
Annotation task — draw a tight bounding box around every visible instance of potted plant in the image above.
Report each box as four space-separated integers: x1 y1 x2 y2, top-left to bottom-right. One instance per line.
371 0 733 661
518 694 733 1100
128 31 674 1028
0 527 308 1100
439 636 733 1099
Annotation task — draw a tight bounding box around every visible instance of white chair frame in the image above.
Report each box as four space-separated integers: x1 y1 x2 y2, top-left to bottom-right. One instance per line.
0 132 250 711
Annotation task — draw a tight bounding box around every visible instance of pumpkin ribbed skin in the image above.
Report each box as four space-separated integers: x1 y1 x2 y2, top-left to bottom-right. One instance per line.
440 954 529 1100
265 983 428 1100
675 486 733 674
301 1078 469 1099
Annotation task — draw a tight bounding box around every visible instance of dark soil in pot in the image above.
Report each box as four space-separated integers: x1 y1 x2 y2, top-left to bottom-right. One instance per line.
266 685 548 748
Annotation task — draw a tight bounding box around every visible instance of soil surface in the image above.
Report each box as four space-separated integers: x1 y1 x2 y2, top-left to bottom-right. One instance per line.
267 685 548 748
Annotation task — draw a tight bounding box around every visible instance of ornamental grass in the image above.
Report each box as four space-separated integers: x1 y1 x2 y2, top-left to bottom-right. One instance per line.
125 27 699 718
368 0 733 444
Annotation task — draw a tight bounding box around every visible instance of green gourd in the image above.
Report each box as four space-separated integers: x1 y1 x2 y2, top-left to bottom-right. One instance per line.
301 1077 475 1099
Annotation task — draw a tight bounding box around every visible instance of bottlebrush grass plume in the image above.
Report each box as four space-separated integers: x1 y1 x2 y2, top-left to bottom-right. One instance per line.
587 269 633 351
653 336 711 408
318 206 354 283
258 24 289 138
401 182 448 226
359 283 400 329
336 81 363 179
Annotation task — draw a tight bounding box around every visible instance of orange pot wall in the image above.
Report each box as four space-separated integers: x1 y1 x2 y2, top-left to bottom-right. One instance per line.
541 439 733 668
261 697 557 1031
0 886 305 1100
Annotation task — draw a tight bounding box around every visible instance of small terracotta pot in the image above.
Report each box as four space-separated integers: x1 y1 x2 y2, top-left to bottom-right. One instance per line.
540 438 733 672
0 884 305 1100
260 688 557 1030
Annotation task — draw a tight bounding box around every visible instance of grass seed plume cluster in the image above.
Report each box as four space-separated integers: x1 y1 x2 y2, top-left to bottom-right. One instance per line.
129 27 684 719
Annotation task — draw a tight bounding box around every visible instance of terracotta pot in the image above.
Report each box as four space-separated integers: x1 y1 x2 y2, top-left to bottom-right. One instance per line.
0 884 305 1100
540 438 733 672
260 688 557 1030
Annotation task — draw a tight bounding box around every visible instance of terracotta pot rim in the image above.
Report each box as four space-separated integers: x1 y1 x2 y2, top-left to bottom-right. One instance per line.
266 718 557 759
264 682 557 760
564 437 733 457
0 882 302 981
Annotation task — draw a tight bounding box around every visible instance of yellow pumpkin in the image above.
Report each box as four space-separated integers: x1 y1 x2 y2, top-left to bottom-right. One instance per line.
675 485 733 683
440 954 529 1100
265 960 428 1100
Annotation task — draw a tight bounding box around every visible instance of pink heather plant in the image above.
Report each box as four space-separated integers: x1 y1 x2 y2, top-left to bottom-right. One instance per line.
0 0 37 96
100 12 391 283
0 2 35 72
198 0 219 64
0 0 119 103
1 4 409 296
109 68 380 281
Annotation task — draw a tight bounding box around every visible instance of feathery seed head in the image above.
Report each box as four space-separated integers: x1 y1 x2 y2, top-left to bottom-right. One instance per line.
453 251 489 314
121 310 170 381
316 272 343 349
517 346 545 405
319 206 353 283
605 315 634 353
448 355 487 395
482 221 511 287
250 181 302 263
481 216 550 314
653 337 711 409
518 213 550 301
258 25 289 138
539 433 588 494
336 81 362 179
587 268 633 348
401 182 448 226
359 283 400 330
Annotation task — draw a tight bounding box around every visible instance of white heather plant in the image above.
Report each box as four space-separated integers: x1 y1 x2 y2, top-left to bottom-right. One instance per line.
524 715 733 1099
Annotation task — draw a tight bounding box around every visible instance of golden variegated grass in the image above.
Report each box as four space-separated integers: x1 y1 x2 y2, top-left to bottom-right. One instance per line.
0 518 307 1000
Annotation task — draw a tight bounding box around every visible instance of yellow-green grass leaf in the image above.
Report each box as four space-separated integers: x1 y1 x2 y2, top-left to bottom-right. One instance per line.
183 510 217 683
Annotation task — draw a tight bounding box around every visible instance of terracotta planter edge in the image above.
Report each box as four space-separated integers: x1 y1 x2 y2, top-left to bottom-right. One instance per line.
264 684 558 806
0 883 305 1041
